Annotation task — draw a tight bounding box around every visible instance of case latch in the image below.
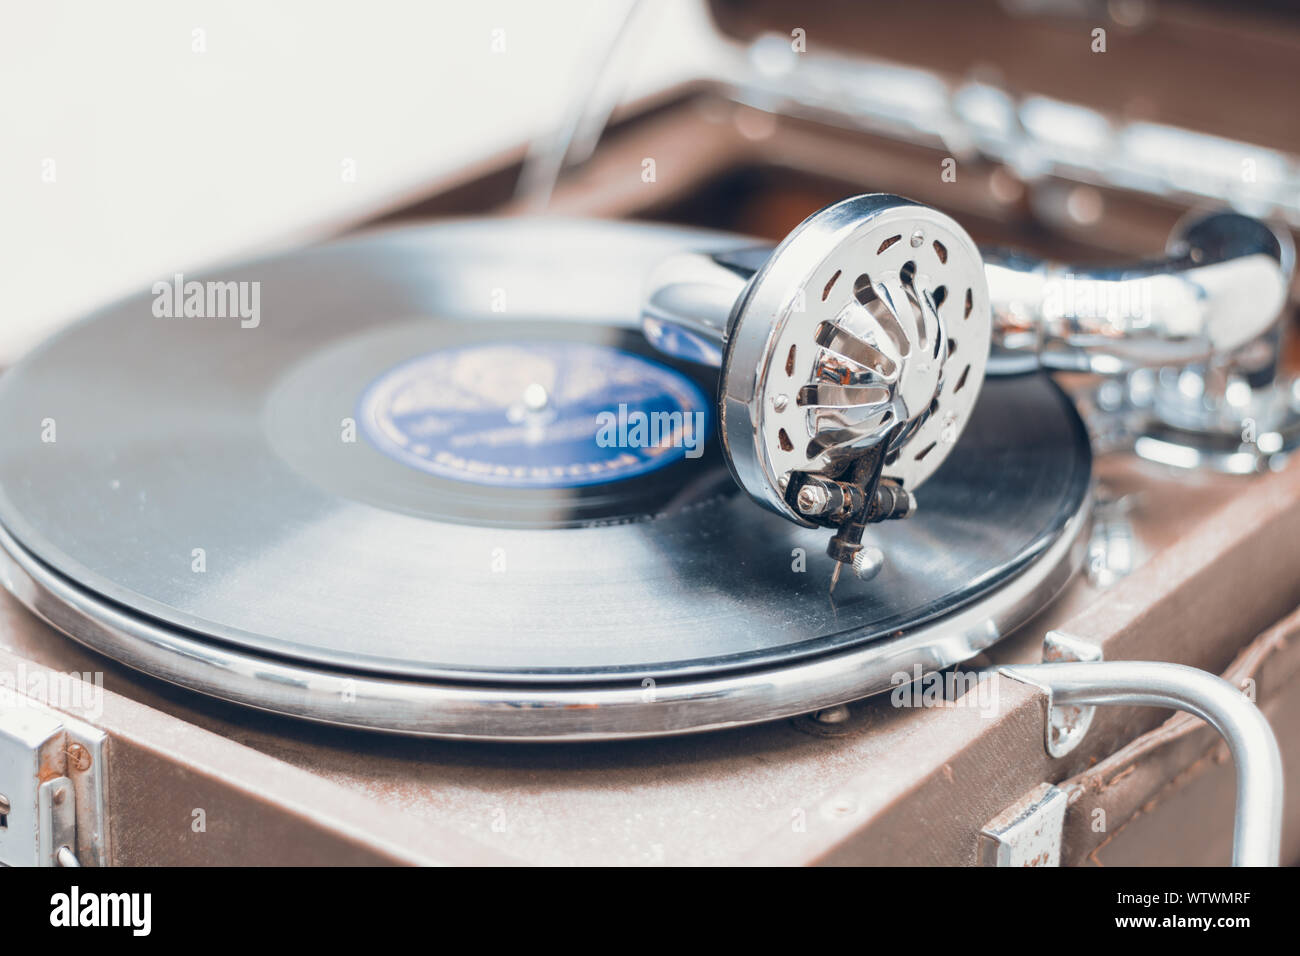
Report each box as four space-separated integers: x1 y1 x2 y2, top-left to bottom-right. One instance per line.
0 702 107 867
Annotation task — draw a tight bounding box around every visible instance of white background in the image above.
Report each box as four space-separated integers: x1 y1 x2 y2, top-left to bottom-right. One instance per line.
0 0 718 363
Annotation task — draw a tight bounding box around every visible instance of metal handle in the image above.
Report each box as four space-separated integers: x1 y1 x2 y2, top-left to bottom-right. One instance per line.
1001 660 1284 867
986 211 1293 373
642 211 1292 375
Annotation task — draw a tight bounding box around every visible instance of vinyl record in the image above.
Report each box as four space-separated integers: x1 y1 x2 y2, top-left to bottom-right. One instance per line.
0 218 1091 737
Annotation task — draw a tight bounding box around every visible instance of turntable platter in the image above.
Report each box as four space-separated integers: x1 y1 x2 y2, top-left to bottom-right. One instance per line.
0 219 1090 737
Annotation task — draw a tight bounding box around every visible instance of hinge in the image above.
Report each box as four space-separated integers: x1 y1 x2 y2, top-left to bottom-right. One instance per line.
0 701 108 867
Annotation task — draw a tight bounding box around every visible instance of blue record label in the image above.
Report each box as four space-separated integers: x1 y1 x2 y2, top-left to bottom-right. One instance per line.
357 341 711 489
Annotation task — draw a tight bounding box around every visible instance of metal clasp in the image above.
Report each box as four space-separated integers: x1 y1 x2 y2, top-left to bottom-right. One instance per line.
0 702 107 867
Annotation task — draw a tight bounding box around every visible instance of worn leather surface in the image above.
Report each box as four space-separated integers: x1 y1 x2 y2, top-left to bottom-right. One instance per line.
1059 606 1300 867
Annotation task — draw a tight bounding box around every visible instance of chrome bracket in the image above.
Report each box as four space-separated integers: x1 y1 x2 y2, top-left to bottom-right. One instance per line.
1034 630 1103 758
0 701 108 867
978 783 1068 867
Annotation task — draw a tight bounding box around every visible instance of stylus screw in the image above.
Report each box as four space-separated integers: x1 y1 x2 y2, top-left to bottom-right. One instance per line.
853 546 885 581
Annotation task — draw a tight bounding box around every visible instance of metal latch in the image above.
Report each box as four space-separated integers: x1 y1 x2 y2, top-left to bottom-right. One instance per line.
978 783 1068 867
0 703 108 867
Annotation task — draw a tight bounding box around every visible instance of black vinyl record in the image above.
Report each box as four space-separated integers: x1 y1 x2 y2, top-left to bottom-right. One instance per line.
0 218 1091 737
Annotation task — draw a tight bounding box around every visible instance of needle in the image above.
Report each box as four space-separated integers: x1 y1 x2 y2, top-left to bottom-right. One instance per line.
829 561 843 594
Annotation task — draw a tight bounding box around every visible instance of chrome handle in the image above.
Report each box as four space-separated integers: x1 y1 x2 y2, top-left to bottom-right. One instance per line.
642 210 1293 375
987 211 1293 374
1001 660 1284 867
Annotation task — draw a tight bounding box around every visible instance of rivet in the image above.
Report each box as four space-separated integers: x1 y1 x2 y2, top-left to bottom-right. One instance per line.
67 742 92 773
813 704 850 724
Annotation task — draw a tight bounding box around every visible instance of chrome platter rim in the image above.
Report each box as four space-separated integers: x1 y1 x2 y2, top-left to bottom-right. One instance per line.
0 490 1089 741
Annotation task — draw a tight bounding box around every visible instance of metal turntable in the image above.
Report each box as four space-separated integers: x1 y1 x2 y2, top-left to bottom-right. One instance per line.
0 197 1290 746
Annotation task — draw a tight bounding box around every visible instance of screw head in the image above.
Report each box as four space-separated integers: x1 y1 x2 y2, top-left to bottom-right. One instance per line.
796 484 831 515
67 742 92 772
0 793 10 815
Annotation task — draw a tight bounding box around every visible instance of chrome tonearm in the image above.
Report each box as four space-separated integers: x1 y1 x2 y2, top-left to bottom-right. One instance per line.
641 194 1293 577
